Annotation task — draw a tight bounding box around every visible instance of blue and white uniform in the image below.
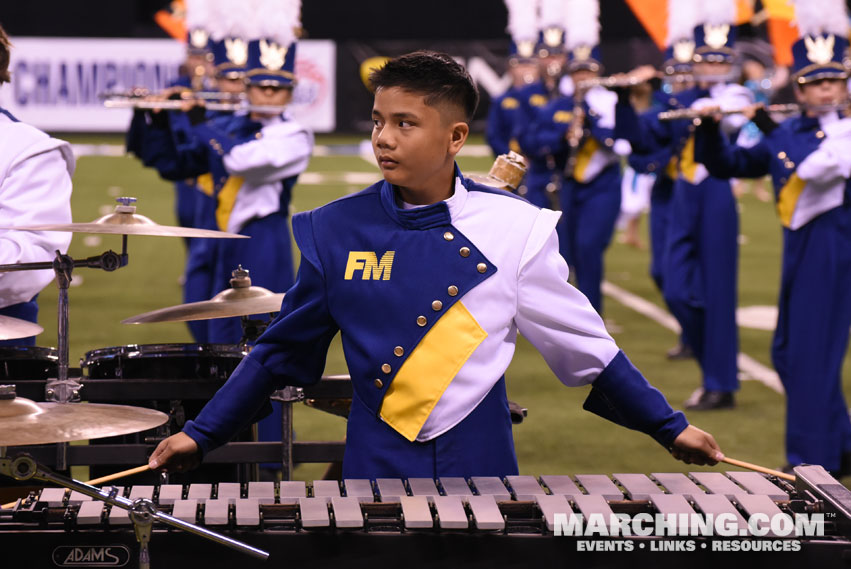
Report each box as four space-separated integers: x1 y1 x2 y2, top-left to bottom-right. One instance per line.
616 82 752 395
695 110 851 472
519 86 623 313
182 167 689 479
0 109 73 345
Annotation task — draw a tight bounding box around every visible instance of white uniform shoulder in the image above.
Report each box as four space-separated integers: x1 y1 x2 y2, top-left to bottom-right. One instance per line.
0 115 75 178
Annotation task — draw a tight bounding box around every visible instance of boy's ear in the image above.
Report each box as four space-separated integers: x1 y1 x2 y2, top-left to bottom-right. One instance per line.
448 121 469 155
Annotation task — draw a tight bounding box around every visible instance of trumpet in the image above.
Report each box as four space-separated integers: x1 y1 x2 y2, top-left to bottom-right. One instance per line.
657 102 846 121
103 99 288 114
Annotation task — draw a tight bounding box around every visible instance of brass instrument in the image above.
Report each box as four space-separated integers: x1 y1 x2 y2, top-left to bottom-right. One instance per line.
657 102 845 121
103 98 288 114
99 88 245 101
575 72 695 91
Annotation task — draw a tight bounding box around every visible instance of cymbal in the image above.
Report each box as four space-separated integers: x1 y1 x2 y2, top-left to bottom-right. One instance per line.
122 268 284 323
0 198 247 239
0 393 168 446
0 315 43 340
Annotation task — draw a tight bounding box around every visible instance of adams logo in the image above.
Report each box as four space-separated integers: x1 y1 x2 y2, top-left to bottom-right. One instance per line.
52 545 130 567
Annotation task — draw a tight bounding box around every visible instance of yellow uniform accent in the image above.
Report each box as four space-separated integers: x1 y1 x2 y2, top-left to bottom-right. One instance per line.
776 173 806 229
553 110 573 124
509 138 522 154
573 138 600 184
215 175 245 232
344 251 395 280
665 155 678 180
380 301 487 441
195 173 215 197
529 94 547 107
676 136 700 183
501 97 519 110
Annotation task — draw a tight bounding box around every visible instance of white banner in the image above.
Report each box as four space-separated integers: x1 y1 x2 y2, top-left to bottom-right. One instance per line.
0 37 336 133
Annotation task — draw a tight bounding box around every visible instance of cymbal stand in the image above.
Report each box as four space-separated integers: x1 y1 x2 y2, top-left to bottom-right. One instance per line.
0 246 128 470
0 244 128 403
0 453 270 565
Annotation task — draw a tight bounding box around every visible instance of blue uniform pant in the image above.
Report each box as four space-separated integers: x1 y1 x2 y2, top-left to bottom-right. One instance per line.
0 297 39 347
523 163 558 210
772 207 851 471
648 176 674 293
559 165 622 314
343 377 518 479
663 176 738 393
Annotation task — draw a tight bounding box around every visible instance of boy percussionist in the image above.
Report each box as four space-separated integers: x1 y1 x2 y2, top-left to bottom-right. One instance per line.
150 51 722 479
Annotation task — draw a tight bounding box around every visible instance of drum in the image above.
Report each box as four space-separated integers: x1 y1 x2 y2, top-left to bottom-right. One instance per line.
0 346 58 380
80 343 250 483
82 343 246 381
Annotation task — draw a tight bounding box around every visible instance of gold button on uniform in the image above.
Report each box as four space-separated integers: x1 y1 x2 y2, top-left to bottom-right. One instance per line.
381 363 392 374
785 161 795 169
816 130 825 139
777 151 787 159
443 231 454 241
447 285 458 296
416 315 427 326
459 247 470 257
477 263 487 273
393 346 404 357
373 378 383 389
432 300 443 311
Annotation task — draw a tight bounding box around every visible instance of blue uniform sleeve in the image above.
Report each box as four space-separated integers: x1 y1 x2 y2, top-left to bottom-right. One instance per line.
485 96 511 156
126 110 210 181
615 98 670 155
694 118 772 179
583 351 689 448
183 211 340 455
515 102 569 160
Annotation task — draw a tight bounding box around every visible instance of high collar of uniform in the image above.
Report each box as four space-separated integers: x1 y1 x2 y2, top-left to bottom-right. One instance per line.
380 163 468 230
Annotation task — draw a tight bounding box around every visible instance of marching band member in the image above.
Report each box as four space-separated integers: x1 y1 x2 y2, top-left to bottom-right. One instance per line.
615 1 753 410
518 0 624 315
693 0 851 474
0 22 73 346
624 0 699 359
510 0 567 209
486 0 539 158
148 51 723 480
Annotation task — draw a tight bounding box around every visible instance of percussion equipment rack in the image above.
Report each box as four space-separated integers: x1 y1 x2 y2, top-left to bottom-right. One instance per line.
2 466 851 568
8 376 352 477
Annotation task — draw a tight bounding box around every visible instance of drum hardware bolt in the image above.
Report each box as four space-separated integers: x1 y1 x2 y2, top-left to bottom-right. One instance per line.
72 390 79 399
46 389 55 398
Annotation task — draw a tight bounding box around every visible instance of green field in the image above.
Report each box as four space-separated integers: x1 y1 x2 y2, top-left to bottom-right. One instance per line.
33 134 851 483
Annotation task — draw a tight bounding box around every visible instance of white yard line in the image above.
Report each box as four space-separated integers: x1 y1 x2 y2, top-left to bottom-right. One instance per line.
602 281 784 394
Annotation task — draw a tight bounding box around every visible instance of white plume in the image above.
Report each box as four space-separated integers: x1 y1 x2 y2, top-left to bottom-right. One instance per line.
667 0 699 45
697 0 736 26
207 0 259 40
255 0 301 45
505 0 539 44
184 0 211 31
564 0 600 50
791 0 849 38
539 0 564 30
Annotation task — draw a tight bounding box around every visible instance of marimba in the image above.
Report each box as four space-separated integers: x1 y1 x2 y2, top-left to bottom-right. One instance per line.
2 468 850 568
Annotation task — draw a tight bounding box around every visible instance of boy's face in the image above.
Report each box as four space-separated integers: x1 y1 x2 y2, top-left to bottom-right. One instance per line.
796 78 847 108
372 86 466 192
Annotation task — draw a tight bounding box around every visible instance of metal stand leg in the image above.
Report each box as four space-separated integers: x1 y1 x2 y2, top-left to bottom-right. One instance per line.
130 499 155 569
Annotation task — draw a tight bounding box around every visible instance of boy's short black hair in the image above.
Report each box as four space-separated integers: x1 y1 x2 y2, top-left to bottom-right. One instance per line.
0 23 10 84
369 51 479 122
